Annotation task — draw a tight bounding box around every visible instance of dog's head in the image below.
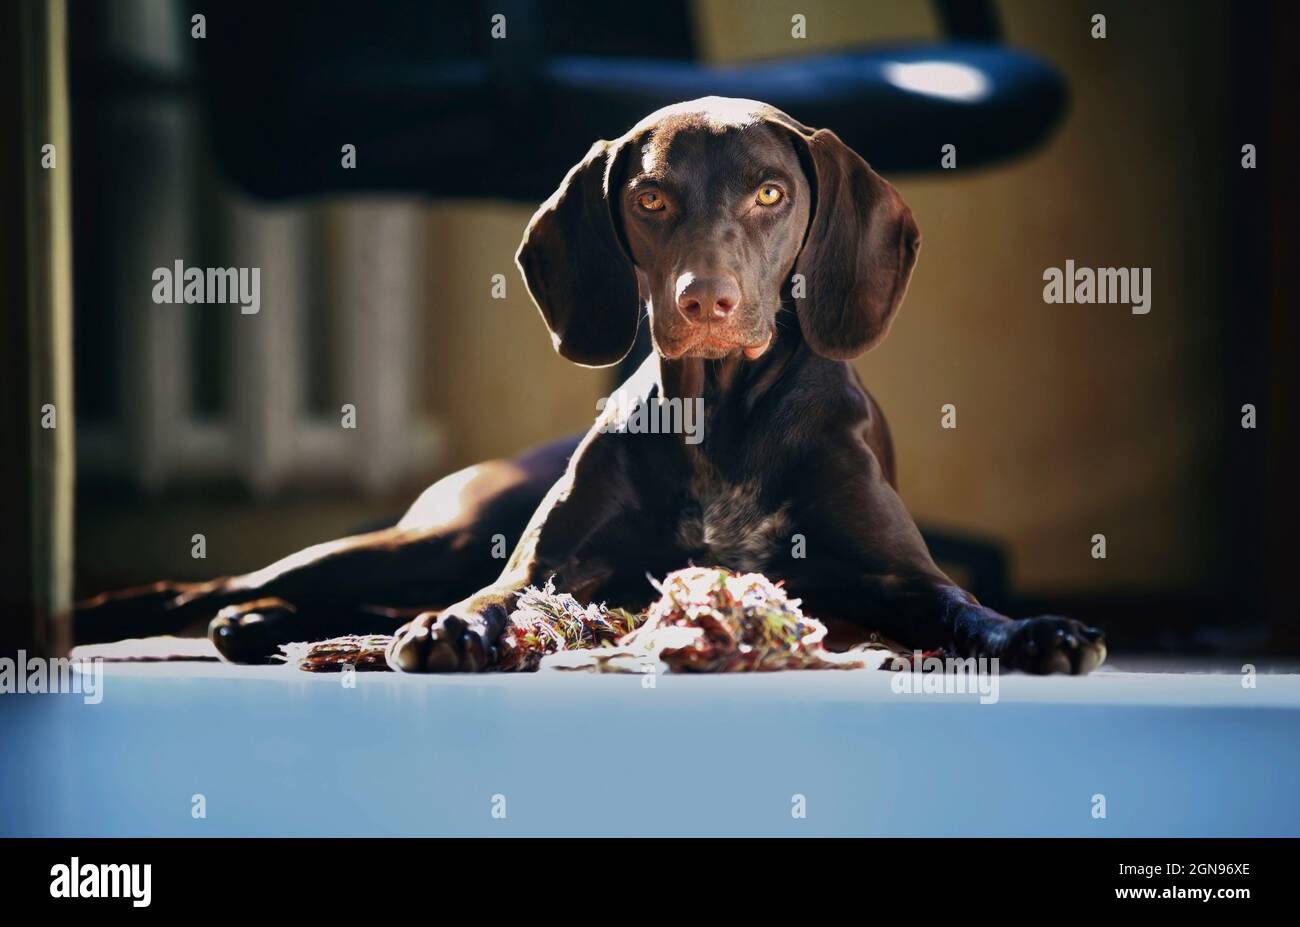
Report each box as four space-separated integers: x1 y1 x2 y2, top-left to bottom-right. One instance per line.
517 96 920 366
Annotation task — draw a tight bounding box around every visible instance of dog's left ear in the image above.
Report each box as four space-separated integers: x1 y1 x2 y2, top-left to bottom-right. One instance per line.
515 139 640 368
779 125 921 360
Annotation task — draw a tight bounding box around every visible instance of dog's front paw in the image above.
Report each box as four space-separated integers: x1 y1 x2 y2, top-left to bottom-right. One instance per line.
999 616 1106 675
386 605 500 673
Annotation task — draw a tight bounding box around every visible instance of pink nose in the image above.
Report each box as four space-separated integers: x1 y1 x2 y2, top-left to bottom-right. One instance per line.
675 273 740 323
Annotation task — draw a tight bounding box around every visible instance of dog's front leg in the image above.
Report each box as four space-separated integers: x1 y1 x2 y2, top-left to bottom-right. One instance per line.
386 434 629 673
811 575 1107 675
799 447 1107 674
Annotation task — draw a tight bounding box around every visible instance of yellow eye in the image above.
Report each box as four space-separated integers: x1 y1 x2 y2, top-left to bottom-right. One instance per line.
637 191 666 211
756 184 784 206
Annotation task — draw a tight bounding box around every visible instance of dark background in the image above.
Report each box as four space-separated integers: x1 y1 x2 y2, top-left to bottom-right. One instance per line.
4 0 1296 658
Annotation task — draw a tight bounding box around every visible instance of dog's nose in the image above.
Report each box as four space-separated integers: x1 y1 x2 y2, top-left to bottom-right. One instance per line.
675 273 740 322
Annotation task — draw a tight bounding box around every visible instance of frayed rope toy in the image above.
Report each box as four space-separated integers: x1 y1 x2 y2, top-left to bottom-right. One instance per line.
285 566 900 674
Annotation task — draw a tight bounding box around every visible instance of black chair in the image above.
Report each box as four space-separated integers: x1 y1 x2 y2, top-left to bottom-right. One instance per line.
192 0 1065 205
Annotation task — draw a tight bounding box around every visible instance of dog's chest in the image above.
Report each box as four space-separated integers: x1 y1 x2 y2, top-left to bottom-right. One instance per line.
674 471 792 573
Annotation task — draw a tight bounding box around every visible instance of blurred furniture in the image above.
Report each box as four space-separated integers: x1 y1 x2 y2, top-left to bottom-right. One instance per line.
193 0 1065 202
1 0 75 657
69 2 443 496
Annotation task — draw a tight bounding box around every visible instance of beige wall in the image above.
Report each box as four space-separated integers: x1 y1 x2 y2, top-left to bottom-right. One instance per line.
885 1 1226 596
420 0 1229 597
418 203 609 469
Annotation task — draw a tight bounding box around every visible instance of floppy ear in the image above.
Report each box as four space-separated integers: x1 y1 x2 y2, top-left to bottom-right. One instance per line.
515 139 640 368
785 127 921 360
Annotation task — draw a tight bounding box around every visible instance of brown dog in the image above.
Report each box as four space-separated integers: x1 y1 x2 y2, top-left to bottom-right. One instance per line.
77 97 1106 675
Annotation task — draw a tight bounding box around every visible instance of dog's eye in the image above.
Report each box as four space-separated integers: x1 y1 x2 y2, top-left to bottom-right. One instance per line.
756 184 784 206
637 191 666 212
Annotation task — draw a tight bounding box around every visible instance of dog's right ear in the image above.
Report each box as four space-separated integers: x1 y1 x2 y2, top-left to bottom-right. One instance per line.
515 139 640 368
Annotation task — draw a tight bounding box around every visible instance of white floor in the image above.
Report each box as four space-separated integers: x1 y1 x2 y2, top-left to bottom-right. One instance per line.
2 651 1297 836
